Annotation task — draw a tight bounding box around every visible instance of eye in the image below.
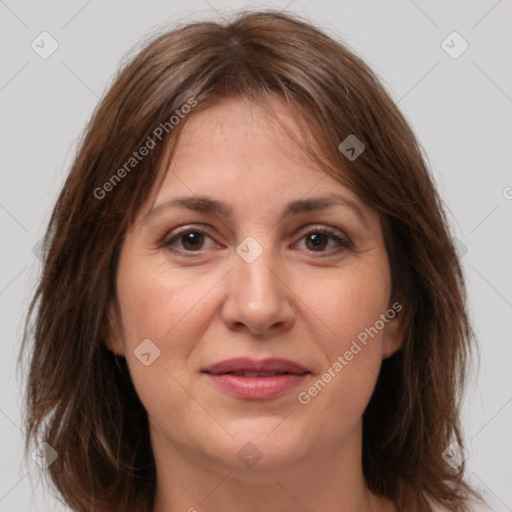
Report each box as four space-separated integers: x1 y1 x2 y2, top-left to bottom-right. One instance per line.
294 226 351 254
162 226 217 255
162 225 351 256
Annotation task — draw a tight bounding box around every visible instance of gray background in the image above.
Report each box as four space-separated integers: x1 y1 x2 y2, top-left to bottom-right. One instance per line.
1 1 511 510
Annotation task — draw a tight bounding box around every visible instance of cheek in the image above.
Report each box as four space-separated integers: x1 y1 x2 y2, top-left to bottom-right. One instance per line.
114 250 228 403
292 260 390 431
116 252 214 344
296 261 391 353
114 254 208 423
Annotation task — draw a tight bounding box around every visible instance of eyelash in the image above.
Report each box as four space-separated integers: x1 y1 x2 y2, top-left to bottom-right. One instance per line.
161 225 352 257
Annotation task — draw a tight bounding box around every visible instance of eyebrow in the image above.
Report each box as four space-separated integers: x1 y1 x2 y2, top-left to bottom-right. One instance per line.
144 194 370 228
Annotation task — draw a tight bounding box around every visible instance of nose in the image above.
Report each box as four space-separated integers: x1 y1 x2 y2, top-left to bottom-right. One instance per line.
220 244 295 337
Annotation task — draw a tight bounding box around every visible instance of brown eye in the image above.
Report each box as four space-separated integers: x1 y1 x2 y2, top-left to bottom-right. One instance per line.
305 233 329 251
296 228 351 254
180 232 205 251
163 227 215 254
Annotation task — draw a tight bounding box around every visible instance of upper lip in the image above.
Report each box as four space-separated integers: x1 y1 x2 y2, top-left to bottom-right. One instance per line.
202 357 310 375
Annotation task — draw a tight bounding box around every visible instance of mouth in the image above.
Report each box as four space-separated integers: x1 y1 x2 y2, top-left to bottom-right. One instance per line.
202 356 309 375
202 358 310 399
213 370 305 377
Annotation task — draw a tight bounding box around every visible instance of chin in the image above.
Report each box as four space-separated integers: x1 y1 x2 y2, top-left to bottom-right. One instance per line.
211 420 311 473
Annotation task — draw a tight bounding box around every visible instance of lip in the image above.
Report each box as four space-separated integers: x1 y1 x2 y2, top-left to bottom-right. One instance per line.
203 357 309 375
202 357 310 399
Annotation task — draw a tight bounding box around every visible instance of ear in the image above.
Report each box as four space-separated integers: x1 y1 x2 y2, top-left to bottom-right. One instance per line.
381 301 406 359
103 301 126 357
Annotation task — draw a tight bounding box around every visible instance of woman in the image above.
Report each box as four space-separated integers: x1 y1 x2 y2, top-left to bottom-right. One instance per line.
21 9 483 512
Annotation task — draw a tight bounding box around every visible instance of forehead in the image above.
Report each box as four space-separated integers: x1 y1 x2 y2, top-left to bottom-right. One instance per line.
154 97 361 208
172 97 314 169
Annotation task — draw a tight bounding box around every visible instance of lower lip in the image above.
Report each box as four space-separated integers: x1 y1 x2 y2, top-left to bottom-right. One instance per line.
204 373 308 399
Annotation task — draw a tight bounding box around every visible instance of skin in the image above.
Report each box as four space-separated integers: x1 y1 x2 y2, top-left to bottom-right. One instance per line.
106 97 404 512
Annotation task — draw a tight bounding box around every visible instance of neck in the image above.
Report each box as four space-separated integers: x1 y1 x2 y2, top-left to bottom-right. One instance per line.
150 422 395 512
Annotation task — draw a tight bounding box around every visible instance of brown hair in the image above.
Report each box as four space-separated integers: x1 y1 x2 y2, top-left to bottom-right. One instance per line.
21 9 481 512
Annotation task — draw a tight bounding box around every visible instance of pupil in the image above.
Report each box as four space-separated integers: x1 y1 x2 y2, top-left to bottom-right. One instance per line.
183 232 203 250
307 233 327 251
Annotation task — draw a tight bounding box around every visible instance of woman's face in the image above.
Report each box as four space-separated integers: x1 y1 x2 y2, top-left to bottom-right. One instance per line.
107 97 403 475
